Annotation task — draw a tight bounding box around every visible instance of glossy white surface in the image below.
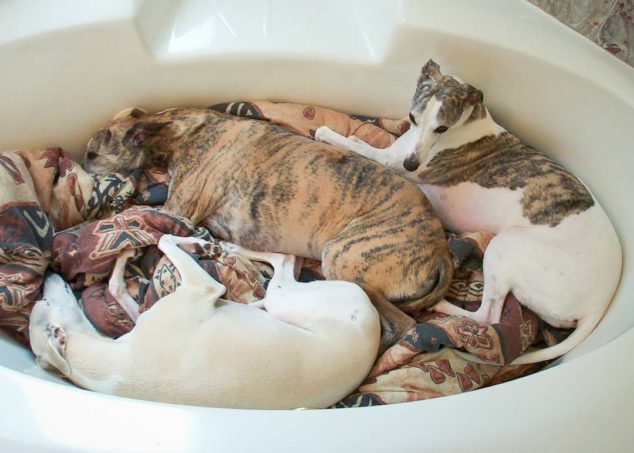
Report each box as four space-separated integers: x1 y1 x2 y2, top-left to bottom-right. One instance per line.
0 0 632 451
1 328 632 453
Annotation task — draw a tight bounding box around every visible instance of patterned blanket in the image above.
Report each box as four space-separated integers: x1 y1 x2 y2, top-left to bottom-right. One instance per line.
0 101 571 407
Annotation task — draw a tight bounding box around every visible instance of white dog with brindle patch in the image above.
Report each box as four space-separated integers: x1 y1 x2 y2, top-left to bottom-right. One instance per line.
29 235 380 408
316 59 622 364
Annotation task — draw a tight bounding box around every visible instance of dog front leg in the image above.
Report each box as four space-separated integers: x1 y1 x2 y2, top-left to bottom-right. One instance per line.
221 243 314 324
314 126 387 162
158 235 227 297
314 126 415 173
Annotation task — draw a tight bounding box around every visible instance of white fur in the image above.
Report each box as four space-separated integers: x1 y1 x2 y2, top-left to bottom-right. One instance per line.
315 98 622 365
420 182 529 233
430 112 505 161
411 96 443 162
29 235 380 409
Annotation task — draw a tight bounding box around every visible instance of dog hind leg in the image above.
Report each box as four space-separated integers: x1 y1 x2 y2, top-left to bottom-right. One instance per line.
430 244 510 324
108 250 140 322
222 242 371 332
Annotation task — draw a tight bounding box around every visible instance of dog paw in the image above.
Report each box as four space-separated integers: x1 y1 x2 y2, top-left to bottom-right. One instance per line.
314 126 336 144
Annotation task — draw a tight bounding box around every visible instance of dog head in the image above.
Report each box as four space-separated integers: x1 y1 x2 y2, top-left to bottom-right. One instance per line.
83 107 175 174
29 298 71 376
405 59 484 172
29 274 88 376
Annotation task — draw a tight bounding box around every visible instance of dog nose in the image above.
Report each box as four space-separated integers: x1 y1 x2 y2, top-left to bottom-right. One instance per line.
403 157 420 172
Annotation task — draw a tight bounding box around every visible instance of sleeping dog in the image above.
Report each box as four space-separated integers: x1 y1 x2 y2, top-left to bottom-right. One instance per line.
82 107 453 350
29 235 380 409
316 60 622 364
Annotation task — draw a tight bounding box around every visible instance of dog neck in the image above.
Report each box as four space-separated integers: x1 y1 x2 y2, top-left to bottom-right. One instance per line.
149 108 217 167
422 106 505 166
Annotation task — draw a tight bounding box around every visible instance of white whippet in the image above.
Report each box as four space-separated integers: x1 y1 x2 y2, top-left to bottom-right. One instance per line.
29 234 380 408
315 59 622 364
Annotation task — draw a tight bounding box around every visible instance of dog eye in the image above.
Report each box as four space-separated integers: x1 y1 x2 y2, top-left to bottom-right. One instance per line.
85 151 98 160
408 113 417 126
434 126 448 133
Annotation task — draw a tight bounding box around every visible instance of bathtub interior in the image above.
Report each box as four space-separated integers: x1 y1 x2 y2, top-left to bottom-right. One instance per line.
0 0 632 392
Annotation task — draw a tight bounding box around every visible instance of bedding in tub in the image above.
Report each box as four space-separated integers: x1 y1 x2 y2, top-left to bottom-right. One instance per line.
0 102 572 407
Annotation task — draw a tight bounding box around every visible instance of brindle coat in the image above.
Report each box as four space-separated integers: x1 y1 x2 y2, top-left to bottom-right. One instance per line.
418 133 595 227
83 108 453 348
314 60 619 364
411 60 594 225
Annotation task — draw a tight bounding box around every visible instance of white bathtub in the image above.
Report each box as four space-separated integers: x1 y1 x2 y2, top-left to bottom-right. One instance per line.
0 0 632 451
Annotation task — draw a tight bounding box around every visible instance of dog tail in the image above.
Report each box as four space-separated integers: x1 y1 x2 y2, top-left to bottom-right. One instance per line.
452 311 604 366
509 312 603 365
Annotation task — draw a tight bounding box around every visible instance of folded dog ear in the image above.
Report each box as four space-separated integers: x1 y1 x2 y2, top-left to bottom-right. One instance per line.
122 121 173 150
421 59 441 79
465 86 484 105
45 324 71 376
113 107 147 121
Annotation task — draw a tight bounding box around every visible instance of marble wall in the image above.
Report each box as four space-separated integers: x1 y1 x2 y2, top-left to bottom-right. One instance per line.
529 0 633 67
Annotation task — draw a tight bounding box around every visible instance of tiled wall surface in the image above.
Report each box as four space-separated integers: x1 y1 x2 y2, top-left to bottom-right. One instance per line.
530 0 633 67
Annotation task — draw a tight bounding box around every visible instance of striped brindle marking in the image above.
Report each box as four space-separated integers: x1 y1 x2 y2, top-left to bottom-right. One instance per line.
315 59 622 364
418 133 594 227
83 107 454 350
